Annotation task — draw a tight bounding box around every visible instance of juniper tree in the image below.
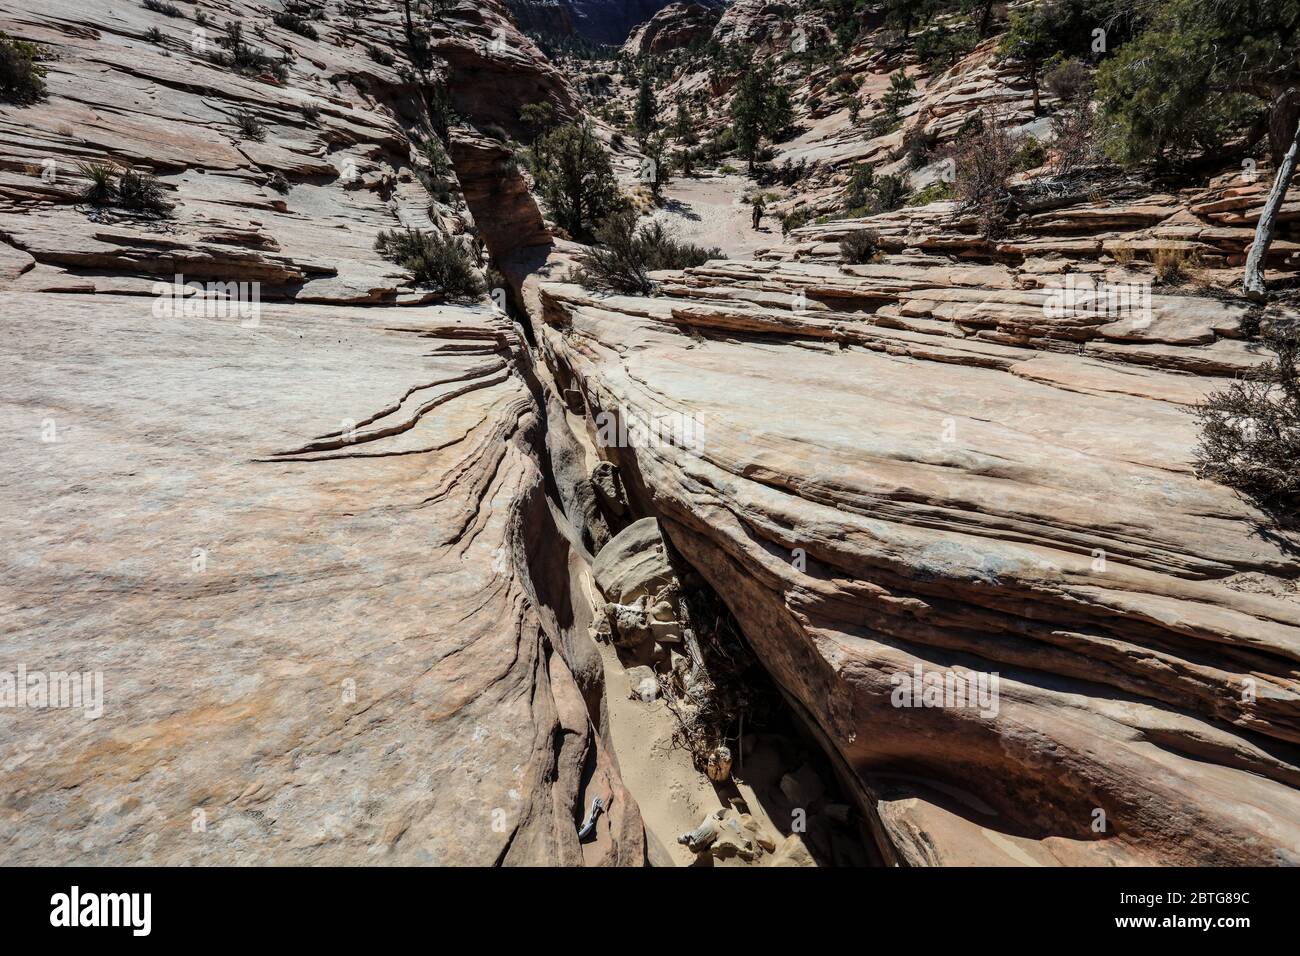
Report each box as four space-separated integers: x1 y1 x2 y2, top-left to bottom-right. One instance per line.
1094 0 1300 296
530 123 624 240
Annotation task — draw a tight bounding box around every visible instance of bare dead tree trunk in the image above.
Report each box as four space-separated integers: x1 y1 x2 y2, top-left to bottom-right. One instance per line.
1245 113 1300 300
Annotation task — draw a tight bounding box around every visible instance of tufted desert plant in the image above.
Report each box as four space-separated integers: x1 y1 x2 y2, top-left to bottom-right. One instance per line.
142 0 182 16
272 10 319 41
233 110 266 141
77 161 171 214
1152 244 1201 285
116 168 170 212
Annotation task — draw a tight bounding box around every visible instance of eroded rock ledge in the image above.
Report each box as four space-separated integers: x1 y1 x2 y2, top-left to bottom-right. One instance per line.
533 250 1300 865
0 0 642 866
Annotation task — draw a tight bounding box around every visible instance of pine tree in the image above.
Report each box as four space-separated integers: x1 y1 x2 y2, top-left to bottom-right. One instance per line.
730 65 792 172
634 74 658 142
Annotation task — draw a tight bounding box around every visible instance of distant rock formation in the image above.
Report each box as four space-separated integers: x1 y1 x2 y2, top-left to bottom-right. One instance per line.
622 3 722 56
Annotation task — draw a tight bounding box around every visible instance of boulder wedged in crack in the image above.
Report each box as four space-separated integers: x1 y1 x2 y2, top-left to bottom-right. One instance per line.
533 256 1300 866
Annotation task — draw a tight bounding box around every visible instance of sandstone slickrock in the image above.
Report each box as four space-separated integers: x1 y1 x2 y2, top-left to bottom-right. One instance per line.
0 0 640 866
535 251 1300 866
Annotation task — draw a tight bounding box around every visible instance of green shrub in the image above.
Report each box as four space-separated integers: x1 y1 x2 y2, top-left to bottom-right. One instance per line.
273 11 319 41
0 32 47 104
781 207 816 235
906 181 955 206
142 0 182 16
874 173 909 211
573 211 722 295
415 136 454 204
1014 135 1048 171
374 228 484 299
1193 321 1300 516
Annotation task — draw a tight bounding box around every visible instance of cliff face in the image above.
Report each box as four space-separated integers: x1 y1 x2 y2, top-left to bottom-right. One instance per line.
0 0 641 865
622 3 723 56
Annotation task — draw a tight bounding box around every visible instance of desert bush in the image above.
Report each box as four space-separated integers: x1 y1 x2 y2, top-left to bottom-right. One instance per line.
843 165 908 214
146 27 164 44
874 173 909 211
415 136 454 204
0 32 47 104
907 181 955 206
1015 135 1048 171
301 103 321 122
949 112 1020 237
116 168 169 211
273 11 319 41
1193 321 1300 515
234 110 266 141
914 26 977 70
1111 244 1136 266
840 229 880 264
365 44 395 67
374 228 484 299
573 211 722 295
213 22 287 81
142 0 182 16
755 157 807 188
1043 57 1091 102
1152 244 1201 284
781 206 816 235
1050 101 1095 175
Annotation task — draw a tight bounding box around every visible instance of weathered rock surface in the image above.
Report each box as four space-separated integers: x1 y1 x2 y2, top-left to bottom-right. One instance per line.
536 246 1300 865
621 3 722 57
0 0 639 866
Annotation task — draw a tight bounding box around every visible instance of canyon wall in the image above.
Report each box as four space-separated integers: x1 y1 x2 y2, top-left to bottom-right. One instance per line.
0 0 641 865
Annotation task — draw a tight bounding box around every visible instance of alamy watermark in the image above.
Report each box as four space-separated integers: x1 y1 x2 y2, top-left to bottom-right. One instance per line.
890 664 1000 718
0 665 103 719
1043 274 1152 328
152 274 261 327
595 403 706 451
